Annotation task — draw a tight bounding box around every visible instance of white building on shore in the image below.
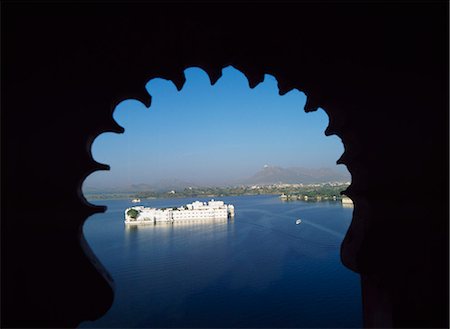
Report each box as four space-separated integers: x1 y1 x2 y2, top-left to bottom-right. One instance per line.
125 199 235 225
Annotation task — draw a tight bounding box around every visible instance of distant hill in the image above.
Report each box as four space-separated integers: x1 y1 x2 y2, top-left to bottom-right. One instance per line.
141 178 200 192
243 165 350 185
83 166 350 194
119 179 200 192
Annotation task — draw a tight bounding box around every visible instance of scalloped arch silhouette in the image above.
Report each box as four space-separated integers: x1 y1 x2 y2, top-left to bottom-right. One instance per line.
4 4 447 329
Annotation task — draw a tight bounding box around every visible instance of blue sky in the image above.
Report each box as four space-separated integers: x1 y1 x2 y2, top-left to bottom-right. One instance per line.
84 67 346 189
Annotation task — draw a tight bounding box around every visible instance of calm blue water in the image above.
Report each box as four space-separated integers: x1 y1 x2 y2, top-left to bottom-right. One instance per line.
80 195 361 328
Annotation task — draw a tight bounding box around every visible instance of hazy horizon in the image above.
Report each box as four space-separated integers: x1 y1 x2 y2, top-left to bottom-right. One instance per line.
84 164 350 192
83 67 348 192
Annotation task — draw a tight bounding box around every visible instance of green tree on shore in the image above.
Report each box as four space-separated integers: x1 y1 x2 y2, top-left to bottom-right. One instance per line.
127 208 139 219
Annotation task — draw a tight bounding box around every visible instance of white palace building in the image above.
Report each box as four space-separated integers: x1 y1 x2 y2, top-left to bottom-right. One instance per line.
124 199 235 225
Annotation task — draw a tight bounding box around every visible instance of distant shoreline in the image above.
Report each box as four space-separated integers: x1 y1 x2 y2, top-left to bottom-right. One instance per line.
84 183 350 202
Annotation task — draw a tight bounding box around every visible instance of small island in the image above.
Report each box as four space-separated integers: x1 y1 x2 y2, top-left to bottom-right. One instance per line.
125 199 235 225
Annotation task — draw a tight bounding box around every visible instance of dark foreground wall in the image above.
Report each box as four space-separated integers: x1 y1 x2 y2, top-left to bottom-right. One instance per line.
2 3 448 328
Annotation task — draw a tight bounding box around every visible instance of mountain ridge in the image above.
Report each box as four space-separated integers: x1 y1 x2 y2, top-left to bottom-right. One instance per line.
83 165 350 193
243 165 350 185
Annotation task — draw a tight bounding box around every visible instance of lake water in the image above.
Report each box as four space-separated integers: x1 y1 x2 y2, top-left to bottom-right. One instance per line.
80 195 362 328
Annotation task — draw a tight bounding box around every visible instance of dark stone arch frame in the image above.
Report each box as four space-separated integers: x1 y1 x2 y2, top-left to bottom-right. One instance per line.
3 3 448 328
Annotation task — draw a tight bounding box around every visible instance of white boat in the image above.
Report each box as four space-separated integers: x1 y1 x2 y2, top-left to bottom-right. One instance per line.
131 198 141 203
296 219 302 225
